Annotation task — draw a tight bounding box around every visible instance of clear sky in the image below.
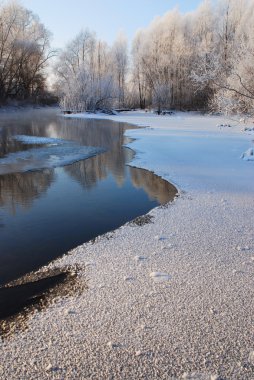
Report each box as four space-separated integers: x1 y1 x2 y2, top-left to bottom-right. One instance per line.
21 0 203 49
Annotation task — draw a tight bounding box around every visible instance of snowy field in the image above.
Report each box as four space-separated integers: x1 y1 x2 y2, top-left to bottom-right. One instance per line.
1 111 254 379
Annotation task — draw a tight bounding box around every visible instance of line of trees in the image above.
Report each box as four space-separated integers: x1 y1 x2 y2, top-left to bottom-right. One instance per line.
131 0 254 114
55 0 254 116
0 1 54 104
1 0 254 116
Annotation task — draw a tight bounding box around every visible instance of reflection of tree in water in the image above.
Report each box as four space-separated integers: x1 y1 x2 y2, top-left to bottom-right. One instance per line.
0 169 54 214
0 110 138 210
0 109 59 157
130 167 177 205
48 118 133 149
0 110 134 154
0 110 177 206
64 145 134 189
59 119 135 189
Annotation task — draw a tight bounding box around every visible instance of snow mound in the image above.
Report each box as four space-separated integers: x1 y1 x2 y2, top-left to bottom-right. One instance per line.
241 147 254 161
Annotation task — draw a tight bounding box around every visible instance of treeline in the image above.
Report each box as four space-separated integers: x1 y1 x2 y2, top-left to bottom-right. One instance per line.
1 0 254 115
56 0 254 115
132 0 254 114
0 2 54 105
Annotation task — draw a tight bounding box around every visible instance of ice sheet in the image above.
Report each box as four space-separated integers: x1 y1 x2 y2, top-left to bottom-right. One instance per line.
13 135 65 145
0 135 105 175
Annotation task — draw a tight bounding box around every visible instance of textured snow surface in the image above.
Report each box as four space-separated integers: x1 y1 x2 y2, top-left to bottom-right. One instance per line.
0 135 104 174
1 111 254 379
241 147 254 161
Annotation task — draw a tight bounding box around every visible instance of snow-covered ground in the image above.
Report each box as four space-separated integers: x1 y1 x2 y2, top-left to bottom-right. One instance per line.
1 111 254 379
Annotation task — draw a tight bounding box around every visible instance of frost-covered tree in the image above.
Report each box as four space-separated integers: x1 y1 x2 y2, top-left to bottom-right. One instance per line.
131 30 148 109
192 0 254 114
55 0 254 115
56 30 123 111
0 1 54 103
131 0 254 114
112 33 128 107
131 8 200 111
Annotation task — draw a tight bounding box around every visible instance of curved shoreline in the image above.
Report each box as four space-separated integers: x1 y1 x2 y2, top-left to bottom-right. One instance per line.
1 111 254 379
0 112 178 286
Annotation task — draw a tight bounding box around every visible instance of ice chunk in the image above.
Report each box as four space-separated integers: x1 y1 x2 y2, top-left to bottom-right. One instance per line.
241 147 254 161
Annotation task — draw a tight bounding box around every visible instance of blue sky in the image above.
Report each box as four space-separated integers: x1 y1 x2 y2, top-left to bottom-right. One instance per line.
21 0 203 49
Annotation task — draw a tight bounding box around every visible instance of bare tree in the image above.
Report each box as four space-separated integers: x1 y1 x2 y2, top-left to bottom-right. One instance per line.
55 30 117 112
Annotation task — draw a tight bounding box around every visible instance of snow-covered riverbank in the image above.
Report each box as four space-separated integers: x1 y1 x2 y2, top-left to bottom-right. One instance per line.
1 111 254 379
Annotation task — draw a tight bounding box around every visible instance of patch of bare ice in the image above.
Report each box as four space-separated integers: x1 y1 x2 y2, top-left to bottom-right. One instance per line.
0 135 105 174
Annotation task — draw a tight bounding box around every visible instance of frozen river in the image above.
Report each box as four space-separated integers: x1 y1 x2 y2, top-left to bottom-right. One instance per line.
0 108 176 285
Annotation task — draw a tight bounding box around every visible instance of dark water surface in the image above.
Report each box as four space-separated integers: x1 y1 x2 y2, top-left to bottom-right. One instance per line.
0 109 176 286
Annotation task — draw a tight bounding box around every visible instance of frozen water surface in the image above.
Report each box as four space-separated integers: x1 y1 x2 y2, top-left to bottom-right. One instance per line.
13 135 65 145
0 134 105 174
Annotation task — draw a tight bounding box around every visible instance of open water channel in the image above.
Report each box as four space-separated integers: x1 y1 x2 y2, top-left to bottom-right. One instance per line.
0 108 176 286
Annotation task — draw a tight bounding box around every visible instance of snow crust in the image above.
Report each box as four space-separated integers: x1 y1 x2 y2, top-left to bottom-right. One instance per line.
241 147 254 161
1 111 254 379
0 135 105 174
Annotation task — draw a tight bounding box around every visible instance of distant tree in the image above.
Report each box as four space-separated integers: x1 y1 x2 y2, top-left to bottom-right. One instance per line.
112 33 128 107
131 31 148 109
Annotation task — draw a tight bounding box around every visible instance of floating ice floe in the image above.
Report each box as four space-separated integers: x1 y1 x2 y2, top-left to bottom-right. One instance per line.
13 135 65 145
0 135 105 174
149 272 171 282
241 147 254 161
